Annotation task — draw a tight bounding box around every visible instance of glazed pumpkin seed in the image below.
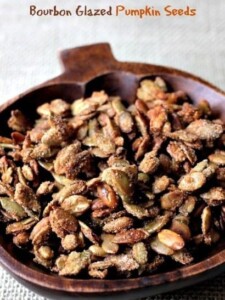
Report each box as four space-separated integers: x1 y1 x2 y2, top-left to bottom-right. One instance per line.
137 78 167 102
79 220 99 244
97 183 119 209
60 195 91 216
150 236 174 256
144 213 171 235
111 97 126 113
104 253 139 272
170 218 191 241
0 143 17 149
6 218 36 235
61 234 80 251
33 245 54 268
201 187 225 206
135 114 149 137
101 168 134 200
38 161 54 172
50 208 78 239
17 167 27 186
101 233 119 254
88 260 112 273
139 153 159 175
138 173 150 184
202 162 217 178
113 229 149 244
30 217 51 245
171 249 193 265
201 206 212 235
36 181 55 196
39 245 54 260
160 190 184 211
59 250 91 276
118 111 134 133
102 216 133 233
186 119 223 140
204 228 220 245
0 197 27 220
158 229 185 250
179 196 196 216
89 245 106 257
53 181 87 202
14 183 41 219
209 151 225 166
71 99 97 117
13 231 30 247
132 242 148 265
152 176 170 194
21 165 34 181
88 268 108 279
121 201 150 219
178 172 206 191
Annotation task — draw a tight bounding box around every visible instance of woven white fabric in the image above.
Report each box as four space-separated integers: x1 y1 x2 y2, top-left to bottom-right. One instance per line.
0 0 225 299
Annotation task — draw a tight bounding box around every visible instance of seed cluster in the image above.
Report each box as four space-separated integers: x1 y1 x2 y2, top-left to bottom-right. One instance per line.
1 77 225 278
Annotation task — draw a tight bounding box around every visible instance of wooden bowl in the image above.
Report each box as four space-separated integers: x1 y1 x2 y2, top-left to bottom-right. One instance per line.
1 43 225 300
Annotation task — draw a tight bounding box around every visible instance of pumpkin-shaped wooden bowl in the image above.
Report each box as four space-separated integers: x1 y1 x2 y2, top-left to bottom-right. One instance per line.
1 43 225 300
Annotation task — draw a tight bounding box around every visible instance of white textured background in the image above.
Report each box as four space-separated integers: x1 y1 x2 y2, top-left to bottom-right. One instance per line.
0 0 225 299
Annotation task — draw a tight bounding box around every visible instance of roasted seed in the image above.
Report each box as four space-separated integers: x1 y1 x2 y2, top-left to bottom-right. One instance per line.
178 172 206 191
139 153 159 174
58 250 91 276
6 218 36 235
79 221 99 244
0 197 27 221
50 208 78 238
89 245 106 257
152 176 170 194
132 242 148 265
103 216 133 233
160 190 184 211
170 219 191 241
171 249 193 265
201 206 212 235
113 229 148 244
97 183 119 209
105 253 139 272
101 233 119 254
144 213 171 235
13 231 30 247
186 119 223 140
201 187 225 206
14 183 41 219
60 195 91 216
158 229 185 250
209 151 225 166
61 234 80 251
30 217 51 245
150 236 174 256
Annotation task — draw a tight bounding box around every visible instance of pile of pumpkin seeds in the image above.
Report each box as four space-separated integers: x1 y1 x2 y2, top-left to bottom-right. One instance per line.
1 77 225 278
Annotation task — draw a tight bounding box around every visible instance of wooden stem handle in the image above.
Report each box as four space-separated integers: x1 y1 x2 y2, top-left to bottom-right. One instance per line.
56 43 119 83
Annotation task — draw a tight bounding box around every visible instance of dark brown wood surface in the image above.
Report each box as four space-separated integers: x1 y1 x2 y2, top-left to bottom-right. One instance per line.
1 43 225 299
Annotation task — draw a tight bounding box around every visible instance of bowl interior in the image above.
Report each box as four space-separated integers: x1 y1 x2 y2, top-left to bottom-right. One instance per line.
1 70 225 294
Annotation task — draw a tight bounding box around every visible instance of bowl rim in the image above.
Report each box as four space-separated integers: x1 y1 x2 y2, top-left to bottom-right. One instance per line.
1 237 225 294
1 60 225 295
